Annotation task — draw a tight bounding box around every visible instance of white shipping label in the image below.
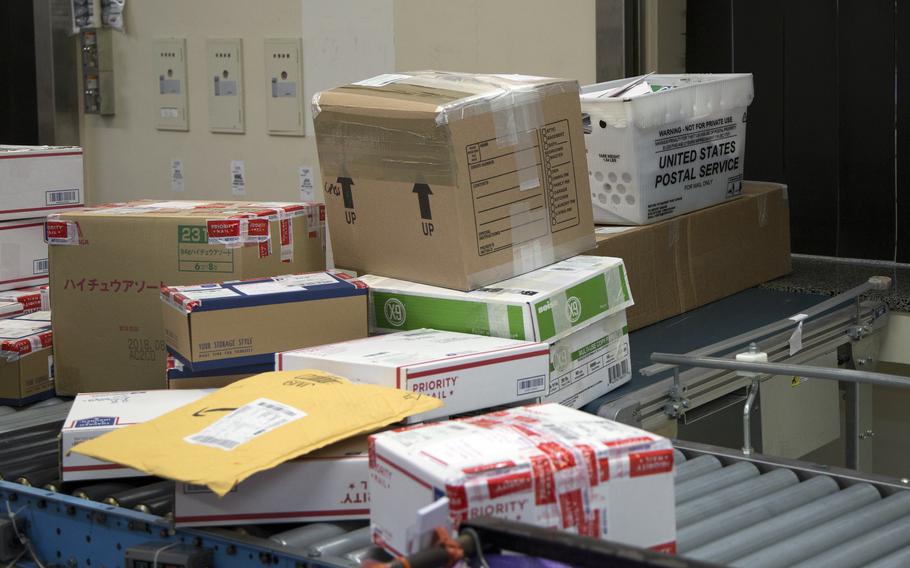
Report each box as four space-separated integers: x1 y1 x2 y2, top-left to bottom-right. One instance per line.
298 166 315 201
230 160 246 196
177 288 239 301
171 159 185 193
184 398 306 451
232 282 305 296
275 273 337 287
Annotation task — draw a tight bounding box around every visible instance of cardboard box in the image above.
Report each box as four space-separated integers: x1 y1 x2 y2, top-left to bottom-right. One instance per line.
369 403 676 556
0 146 84 221
174 435 370 526
47 200 327 394
278 329 550 422
581 74 753 225
166 355 271 390
587 182 791 330
163 272 368 371
0 219 49 291
362 255 632 342
61 389 211 481
0 311 54 405
313 71 596 291
0 286 50 315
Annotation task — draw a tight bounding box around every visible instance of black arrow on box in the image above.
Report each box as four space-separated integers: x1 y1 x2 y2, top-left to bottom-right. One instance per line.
338 177 355 209
413 183 433 220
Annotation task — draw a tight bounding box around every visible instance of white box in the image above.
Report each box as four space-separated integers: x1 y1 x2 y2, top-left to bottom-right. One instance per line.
0 302 21 319
369 403 676 556
277 329 550 422
546 310 631 408
0 146 84 221
581 74 753 224
61 389 210 481
174 435 370 526
0 287 50 315
0 219 49 291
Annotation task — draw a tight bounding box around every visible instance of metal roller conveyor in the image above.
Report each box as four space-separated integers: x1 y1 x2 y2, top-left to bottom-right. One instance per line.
103 480 174 509
269 523 353 548
15 466 59 489
133 492 174 517
72 481 137 501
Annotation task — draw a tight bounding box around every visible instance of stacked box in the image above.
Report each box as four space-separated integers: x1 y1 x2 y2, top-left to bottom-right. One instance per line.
166 355 272 390
0 145 84 221
369 403 676 556
0 311 54 405
0 286 50 315
0 219 49 291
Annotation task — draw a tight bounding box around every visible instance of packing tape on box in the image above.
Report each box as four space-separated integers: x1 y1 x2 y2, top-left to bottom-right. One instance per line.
1 330 52 363
44 218 82 246
757 193 769 228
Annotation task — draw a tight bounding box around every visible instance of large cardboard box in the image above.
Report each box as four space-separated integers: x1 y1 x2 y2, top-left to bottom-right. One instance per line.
48 200 326 394
61 389 211 481
369 404 676 556
0 311 54 405
162 272 367 371
0 219 49 291
0 146 84 221
313 71 596 291
587 182 791 330
174 435 370 526
277 329 550 422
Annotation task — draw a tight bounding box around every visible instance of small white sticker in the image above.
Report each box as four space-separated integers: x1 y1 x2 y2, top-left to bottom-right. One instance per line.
160 107 179 118
171 159 184 193
298 165 315 201
232 282 306 296
184 398 306 451
275 273 337 287
789 313 809 322
47 354 54 379
230 160 246 196
789 321 803 356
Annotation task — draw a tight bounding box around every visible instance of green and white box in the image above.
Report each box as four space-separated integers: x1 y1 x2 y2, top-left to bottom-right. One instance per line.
362 255 632 341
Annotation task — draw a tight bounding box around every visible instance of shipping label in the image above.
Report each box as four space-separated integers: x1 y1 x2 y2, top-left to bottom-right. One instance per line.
177 225 235 273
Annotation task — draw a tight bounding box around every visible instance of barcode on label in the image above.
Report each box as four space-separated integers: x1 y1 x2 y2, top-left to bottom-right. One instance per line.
185 435 239 450
33 259 49 275
184 397 306 452
607 359 631 383
517 375 546 395
46 189 79 205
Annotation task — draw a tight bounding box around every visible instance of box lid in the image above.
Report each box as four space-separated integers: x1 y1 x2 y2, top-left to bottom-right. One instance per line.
0 145 83 156
0 302 22 318
162 272 368 313
62 389 212 432
0 311 52 360
313 71 578 125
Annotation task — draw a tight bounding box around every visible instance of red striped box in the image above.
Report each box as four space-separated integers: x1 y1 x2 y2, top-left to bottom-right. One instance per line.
0 146 83 221
0 219 49 291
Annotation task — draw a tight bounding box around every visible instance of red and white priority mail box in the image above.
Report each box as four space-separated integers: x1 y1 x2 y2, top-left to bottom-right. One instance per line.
277 329 550 422
174 435 370 526
0 219 49 291
0 286 50 314
0 145 84 221
62 389 210 481
369 403 676 556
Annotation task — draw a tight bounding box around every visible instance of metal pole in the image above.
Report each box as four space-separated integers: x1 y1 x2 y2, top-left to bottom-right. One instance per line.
742 378 759 455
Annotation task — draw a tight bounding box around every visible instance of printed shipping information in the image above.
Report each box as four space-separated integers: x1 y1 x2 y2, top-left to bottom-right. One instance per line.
0 219 49 291
174 434 371 526
0 310 54 406
369 403 676 556
0 145 84 222
47 200 327 395
313 71 595 291
162 271 368 372
70 370 441 496
62 389 212 481
277 329 550 422
581 74 753 224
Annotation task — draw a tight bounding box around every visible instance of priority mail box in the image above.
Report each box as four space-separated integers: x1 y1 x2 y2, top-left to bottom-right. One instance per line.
47 200 327 395
363 255 632 342
174 434 370 526
313 71 596 291
0 302 21 319
0 219 49 291
162 271 367 372
581 74 753 224
0 286 50 314
0 311 54 406
62 389 210 481
278 329 550 422
369 404 676 556
166 355 272 390
0 145 84 221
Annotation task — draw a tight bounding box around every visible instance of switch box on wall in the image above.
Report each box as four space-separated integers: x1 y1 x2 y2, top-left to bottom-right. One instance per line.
153 38 189 131
264 38 305 136
206 38 244 133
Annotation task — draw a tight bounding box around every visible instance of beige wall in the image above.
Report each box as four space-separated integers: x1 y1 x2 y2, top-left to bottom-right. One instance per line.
80 0 597 204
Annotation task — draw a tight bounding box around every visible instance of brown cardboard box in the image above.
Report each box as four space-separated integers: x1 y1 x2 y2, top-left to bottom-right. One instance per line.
587 182 790 330
313 71 595 291
0 311 54 405
48 201 326 394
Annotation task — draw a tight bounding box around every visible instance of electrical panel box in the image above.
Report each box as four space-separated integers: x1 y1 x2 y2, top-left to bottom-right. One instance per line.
153 38 189 131
264 38 305 136
80 29 114 115
206 38 244 133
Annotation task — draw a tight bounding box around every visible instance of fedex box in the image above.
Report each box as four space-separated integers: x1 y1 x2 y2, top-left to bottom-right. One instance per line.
278 329 549 422
581 74 753 224
0 146 84 221
0 219 48 291
62 389 210 481
369 404 676 556
174 435 370 526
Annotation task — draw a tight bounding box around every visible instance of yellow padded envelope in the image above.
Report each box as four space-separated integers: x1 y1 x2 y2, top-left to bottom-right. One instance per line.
71 370 441 496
